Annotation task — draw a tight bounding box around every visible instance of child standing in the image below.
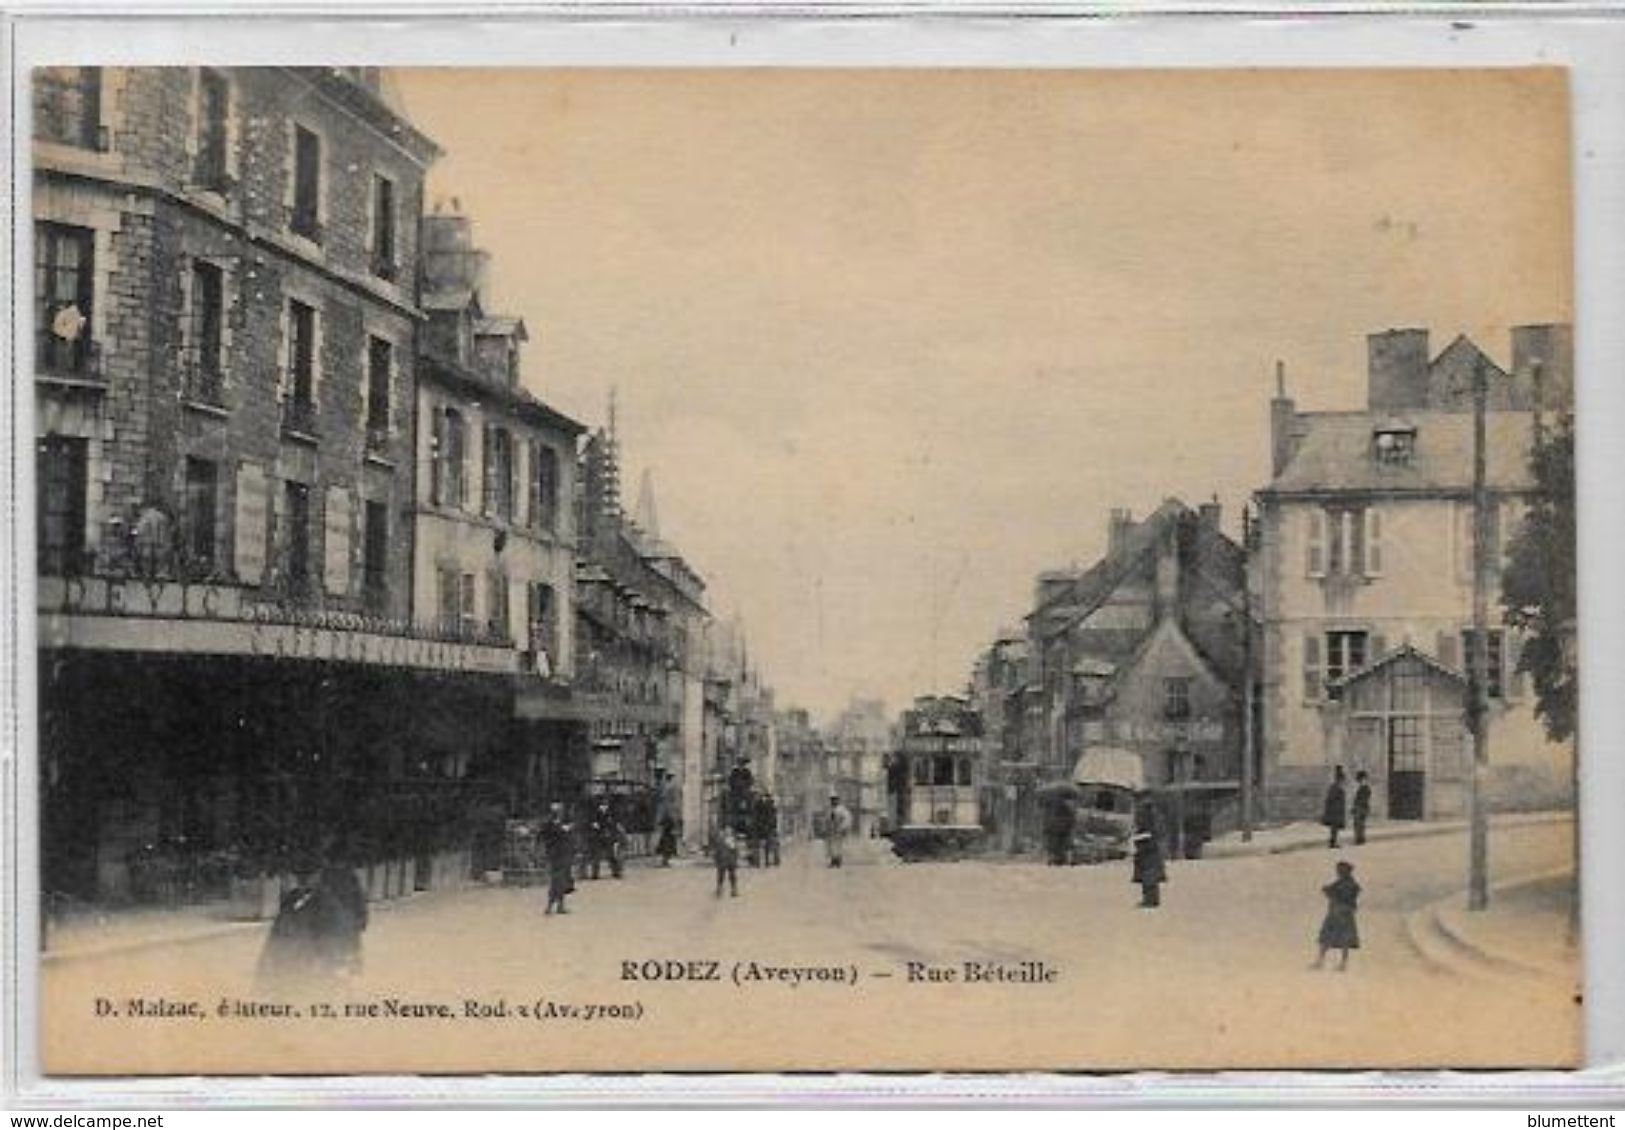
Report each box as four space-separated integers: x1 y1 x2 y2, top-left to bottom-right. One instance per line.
1314 860 1361 970
713 826 740 898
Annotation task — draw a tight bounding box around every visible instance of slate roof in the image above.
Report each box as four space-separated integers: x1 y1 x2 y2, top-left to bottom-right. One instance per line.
1267 410 1537 496
476 315 528 340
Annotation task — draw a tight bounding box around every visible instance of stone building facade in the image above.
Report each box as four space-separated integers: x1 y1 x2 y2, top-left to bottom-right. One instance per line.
31 67 531 906
1253 325 1574 821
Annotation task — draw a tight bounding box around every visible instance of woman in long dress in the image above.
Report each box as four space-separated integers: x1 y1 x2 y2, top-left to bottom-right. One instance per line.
1314 860 1361 970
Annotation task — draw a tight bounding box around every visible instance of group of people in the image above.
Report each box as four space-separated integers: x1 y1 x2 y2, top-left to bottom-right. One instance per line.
531 798 651 915
1126 783 1362 973
1320 764 1373 849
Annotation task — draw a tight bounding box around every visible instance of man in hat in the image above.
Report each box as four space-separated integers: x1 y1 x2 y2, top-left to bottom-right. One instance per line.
823 793 853 869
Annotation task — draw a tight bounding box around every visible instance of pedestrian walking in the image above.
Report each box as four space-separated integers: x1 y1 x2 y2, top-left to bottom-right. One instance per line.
314 854 368 977
1322 765 1348 849
713 825 740 898
540 804 577 915
588 800 625 880
1131 802 1167 908
753 793 781 867
1314 860 1361 970
256 844 367 986
1042 795 1077 866
823 793 853 869
655 813 679 867
1351 770 1372 846
256 863 326 987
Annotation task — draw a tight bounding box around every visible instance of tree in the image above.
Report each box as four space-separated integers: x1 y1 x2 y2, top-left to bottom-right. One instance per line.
1500 413 1577 741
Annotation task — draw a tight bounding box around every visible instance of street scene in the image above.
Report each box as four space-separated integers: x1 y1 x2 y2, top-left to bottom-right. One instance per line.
27 66 1578 1072
42 820 1576 1072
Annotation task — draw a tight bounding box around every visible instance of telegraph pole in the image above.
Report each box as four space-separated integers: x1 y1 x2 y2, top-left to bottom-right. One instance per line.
1468 359 1491 910
1240 505 1255 842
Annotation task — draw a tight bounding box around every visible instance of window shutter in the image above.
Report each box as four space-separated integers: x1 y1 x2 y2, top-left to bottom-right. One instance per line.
1364 508 1383 576
1507 631 1527 700
481 423 495 515
1307 511 1326 577
512 435 524 524
429 411 444 507
1437 630 1460 672
1328 511 1344 575
1302 634 1322 702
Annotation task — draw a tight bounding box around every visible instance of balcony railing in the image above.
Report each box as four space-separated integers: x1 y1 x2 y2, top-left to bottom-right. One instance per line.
281 396 319 439
289 207 324 245
183 352 226 408
36 330 103 383
364 421 391 457
190 153 236 195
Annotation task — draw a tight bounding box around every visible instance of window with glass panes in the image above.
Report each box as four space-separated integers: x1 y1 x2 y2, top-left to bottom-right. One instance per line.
184 458 218 571
1325 630 1369 701
35 224 95 374
33 67 101 149
283 481 311 592
363 500 388 607
1164 676 1191 720
291 125 322 239
531 444 559 532
371 174 397 277
189 261 224 403
285 300 316 430
196 70 231 189
1388 716 1424 772
365 336 391 443
36 436 87 575
437 567 460 634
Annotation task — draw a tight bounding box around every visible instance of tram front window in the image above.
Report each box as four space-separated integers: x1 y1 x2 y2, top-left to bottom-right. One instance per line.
932 755 954 786
912 757 931 786
956 757 973 786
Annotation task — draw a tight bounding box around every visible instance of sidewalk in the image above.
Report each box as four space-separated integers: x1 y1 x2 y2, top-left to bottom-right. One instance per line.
1202 809 1570 860
39 841 834 965
1405 867 1579 987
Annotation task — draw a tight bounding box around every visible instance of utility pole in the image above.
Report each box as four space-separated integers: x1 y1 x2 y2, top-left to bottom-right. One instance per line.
1240 505 1255 842
1468 358 1491 910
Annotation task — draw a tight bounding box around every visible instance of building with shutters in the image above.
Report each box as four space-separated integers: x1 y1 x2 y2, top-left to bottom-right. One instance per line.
1253 324 1574 822
413 207 588 822
30 67 535 907
563 415 712 850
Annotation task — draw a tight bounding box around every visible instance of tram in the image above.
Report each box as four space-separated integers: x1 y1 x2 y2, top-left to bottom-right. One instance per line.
885 695 986 861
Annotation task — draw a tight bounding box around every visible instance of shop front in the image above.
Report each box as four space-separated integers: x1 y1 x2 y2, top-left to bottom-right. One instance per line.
38 576 520 911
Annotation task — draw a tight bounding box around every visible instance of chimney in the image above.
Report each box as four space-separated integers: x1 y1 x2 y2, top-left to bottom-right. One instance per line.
1367 328 1431 412
1107 509 1134 557
1270 360 1298 477
1510 323 1573 412
1154 522 1180 621
1198 497 1222 532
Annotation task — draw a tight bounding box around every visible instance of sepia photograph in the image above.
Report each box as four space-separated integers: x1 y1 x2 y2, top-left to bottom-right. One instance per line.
22 62 1579 1074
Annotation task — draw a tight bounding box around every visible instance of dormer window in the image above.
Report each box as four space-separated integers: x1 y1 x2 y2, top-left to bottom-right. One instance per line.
1373 420 1416 465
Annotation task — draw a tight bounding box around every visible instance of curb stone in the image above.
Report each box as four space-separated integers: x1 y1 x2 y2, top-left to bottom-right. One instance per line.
1403 866 1576 986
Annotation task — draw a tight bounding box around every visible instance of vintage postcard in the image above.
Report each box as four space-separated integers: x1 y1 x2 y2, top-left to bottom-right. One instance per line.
23 65 1579 1074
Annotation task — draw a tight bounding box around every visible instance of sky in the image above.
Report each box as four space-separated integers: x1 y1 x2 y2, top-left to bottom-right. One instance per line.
393 68 1571 723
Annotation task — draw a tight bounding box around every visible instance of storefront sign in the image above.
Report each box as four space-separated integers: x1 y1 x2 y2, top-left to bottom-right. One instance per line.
38 576 518 675
1098 718 1226 746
